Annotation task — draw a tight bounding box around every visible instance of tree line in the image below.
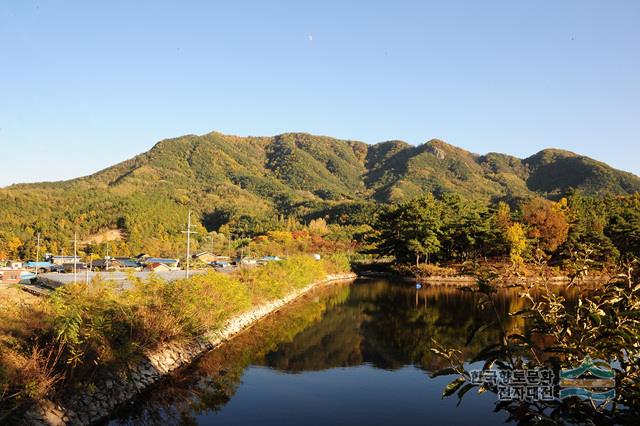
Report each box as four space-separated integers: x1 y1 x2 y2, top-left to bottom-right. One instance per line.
369 193 640 272
2 186 638 272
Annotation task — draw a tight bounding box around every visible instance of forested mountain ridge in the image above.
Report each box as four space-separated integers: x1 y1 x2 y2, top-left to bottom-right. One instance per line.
1 131 639 256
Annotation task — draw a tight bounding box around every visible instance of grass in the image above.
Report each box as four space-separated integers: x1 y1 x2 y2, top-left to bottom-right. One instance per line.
0 254 351 420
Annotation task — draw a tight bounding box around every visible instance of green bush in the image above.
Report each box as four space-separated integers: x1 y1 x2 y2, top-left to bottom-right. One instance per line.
321 252 351 275
240 255 335 303
165 272 252 335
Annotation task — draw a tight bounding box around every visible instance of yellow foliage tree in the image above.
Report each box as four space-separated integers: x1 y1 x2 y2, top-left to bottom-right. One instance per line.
308 218 329 235
496 202 512 232
505 222 527 270
6 237 23 259
266 231 294 245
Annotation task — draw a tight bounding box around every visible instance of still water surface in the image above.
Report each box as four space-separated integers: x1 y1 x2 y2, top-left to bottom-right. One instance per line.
108 279 577 425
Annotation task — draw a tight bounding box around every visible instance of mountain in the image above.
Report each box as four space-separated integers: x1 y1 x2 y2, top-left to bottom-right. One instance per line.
1 131 638 255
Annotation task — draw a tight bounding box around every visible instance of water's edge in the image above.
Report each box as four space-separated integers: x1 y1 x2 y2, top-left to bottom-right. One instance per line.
22 273 358 426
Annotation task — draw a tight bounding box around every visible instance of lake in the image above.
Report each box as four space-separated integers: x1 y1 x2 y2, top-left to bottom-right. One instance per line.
106 278 578 425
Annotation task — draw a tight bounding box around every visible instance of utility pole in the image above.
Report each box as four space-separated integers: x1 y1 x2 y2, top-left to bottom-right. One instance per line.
182 210 198 279
34 232 41 277
105 242 110 271
73 232 78 284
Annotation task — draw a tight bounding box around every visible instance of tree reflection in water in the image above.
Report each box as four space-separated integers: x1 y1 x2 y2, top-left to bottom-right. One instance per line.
107 279 578 425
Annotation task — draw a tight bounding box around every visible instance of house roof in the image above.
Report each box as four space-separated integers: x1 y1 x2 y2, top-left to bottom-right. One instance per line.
146 262 171 270
23 261 53 267
146 258 179 264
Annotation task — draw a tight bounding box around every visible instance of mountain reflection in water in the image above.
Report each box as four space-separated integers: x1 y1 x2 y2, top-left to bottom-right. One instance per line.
107 279 578 426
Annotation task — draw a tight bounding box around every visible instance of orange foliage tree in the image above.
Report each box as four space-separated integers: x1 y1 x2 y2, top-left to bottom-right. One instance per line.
523 197 569 252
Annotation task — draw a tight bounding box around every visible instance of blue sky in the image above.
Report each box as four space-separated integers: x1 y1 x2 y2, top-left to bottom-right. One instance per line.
1 0 639 187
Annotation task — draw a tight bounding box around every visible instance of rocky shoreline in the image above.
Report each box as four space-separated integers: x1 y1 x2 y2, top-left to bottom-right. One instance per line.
418 274 610 286
21 273 357 426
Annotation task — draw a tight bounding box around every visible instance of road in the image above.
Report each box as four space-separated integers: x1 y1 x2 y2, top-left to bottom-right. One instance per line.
36 269 232 289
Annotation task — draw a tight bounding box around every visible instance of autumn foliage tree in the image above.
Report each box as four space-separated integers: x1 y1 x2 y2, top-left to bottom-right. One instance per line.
505 222 527 269
523 197 569 253
495 201 512 232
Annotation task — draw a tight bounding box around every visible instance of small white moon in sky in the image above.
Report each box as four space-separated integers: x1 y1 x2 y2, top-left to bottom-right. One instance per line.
308 35 313 41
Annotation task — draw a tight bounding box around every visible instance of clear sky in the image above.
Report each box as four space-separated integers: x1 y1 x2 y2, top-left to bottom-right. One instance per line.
1 0 639 187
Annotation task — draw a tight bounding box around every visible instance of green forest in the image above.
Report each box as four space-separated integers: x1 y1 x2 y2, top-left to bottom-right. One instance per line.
1 131 639 263
371 193 640 273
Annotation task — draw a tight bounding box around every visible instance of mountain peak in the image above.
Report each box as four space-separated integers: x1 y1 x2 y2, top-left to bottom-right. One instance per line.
526 148 579 165
1 131 638 242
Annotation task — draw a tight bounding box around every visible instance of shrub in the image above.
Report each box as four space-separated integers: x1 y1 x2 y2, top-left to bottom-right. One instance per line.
321 252 351 275
49 278 133 364
1 253 352 418
412 263 457 278
164 272 252 336
239 255 329 303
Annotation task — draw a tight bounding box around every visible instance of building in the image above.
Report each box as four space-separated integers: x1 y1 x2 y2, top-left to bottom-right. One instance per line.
49 255 82 266
113 258 141 270
0 269 36 284
143 258 180 269
193 252 216 264
23 261 54 272
144 262 172 272
0 269 23 284
235 257 258 266
90 259 108 271
193 252 231 264
257 256 282 265
90 257 139 270
62 263 88 273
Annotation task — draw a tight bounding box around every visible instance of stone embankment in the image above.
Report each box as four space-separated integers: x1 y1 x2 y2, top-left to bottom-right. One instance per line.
22 273 357 425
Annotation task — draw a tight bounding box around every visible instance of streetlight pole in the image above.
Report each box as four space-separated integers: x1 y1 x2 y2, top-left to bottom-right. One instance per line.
73 232 78 284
